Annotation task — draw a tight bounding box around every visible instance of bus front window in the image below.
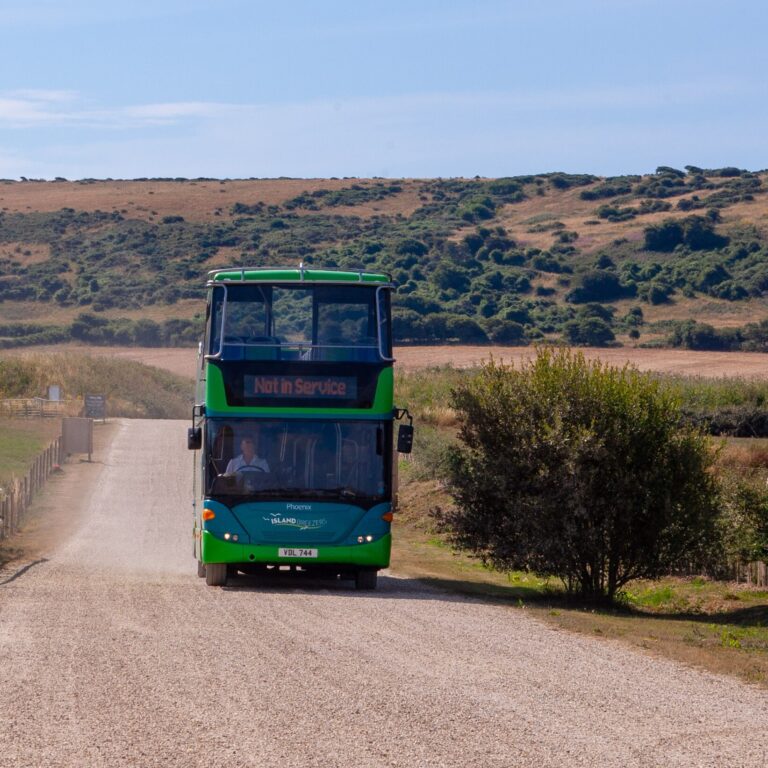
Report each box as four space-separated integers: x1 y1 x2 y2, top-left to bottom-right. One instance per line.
208 284 391 361
206 419 389 502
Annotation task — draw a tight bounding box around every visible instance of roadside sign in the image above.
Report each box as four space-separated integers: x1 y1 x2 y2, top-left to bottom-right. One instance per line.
84 394 106 420
62 417 93 461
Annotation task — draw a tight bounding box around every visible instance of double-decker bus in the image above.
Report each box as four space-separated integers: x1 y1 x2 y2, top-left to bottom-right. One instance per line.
188 266 413 589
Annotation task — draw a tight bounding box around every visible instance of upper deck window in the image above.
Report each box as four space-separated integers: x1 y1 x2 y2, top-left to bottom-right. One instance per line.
209 283 392 362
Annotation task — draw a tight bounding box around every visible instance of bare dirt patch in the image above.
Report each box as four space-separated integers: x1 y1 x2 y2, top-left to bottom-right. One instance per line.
0 242 51 266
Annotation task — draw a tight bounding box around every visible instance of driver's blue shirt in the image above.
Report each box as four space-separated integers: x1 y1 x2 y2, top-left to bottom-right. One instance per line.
225 455 270 473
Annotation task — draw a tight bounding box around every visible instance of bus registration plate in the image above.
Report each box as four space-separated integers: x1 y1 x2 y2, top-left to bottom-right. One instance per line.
278 548 318 558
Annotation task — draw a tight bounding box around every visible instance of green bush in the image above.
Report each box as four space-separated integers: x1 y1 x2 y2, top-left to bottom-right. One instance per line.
562 317 615 346
566 270 632 303
437 350 719 602
717 476 768 567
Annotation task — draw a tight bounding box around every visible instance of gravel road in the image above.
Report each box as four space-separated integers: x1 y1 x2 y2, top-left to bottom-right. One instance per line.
1 419 766 767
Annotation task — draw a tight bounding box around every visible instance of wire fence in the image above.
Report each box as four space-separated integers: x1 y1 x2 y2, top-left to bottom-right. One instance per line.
0 437 63 541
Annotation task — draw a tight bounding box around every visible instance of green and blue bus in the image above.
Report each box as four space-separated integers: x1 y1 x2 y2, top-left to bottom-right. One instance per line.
189 266 413 589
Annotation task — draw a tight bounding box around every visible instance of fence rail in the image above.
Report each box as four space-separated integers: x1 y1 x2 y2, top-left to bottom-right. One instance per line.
0 437 62 541
0 398 80 419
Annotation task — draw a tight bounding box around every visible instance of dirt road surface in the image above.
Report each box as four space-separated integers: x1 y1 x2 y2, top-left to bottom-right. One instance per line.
1 420 767 767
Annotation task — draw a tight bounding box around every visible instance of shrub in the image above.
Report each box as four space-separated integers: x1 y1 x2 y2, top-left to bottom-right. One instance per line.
485 318 527 344
644 216 728 252
644 220 684 251
668 321 742 351
437 350 720 602
566 270 631 303
562 317 615 346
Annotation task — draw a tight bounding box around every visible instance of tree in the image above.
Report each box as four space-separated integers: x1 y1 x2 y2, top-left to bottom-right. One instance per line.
437 350 719 602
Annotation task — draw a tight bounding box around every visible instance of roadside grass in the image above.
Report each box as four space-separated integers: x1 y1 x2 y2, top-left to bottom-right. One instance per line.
0 419 61 488
0 419 63 568
392 479 768 687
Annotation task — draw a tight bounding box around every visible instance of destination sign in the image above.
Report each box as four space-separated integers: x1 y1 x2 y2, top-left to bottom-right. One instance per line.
245 375 358 399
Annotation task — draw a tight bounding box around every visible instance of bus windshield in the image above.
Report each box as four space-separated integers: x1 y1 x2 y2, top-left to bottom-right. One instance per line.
209 283 391 362
205 418 390 502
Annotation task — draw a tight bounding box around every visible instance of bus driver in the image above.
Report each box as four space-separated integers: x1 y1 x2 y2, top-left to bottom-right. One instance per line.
225 434 270 474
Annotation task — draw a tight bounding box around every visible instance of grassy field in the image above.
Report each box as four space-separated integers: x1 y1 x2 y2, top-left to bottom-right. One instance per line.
0 419 61 488
0 419 63 568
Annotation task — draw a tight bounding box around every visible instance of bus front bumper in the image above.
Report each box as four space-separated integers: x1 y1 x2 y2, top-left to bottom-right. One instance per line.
201 531 391 568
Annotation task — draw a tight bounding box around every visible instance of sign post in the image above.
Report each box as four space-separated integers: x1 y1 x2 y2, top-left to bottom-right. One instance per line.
84 394 106 421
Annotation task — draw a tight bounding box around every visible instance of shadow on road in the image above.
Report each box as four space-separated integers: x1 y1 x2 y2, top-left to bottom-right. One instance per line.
218 570 545 603
216 570 768 627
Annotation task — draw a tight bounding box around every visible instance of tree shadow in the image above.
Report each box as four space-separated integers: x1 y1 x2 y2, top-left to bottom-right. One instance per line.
219 569 768 629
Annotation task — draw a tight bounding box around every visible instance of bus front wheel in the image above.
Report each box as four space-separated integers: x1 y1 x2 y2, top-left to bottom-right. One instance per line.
355 569 378 591
205 563 228 587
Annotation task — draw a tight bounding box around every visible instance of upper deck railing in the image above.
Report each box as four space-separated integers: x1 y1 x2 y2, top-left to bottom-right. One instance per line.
206 264 394 287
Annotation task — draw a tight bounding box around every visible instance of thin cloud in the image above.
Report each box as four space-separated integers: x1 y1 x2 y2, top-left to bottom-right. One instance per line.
0 80 757 130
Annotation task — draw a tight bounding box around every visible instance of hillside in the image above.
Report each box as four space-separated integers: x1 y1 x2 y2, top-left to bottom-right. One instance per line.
0 352 191 418
1 167 768 350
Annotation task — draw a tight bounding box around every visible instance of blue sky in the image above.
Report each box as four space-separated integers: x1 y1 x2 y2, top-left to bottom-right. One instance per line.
0 0 765 179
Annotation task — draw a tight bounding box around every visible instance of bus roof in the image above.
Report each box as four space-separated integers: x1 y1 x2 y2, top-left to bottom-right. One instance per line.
207 266 392 286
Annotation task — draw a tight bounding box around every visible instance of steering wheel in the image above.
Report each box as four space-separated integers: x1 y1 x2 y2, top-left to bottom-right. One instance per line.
236 465 266 473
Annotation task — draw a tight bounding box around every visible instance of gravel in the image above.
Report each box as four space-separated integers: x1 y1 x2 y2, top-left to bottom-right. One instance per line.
0 419 766 767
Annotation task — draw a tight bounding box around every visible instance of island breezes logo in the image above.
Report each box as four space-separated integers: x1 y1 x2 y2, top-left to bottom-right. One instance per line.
263 511 326 531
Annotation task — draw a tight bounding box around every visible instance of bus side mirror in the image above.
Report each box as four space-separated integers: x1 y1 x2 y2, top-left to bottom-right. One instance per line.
397 424 414 454
188 427 202 451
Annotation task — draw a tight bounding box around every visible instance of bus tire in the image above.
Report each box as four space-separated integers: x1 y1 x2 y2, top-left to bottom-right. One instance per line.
355 569 378 591
205 563 228 587
197 560 206 578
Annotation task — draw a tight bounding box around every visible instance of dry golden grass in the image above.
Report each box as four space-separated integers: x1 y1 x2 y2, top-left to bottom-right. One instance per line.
493 174 768 256
9 344 768 382
0 351 192 418
0 178 426 223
